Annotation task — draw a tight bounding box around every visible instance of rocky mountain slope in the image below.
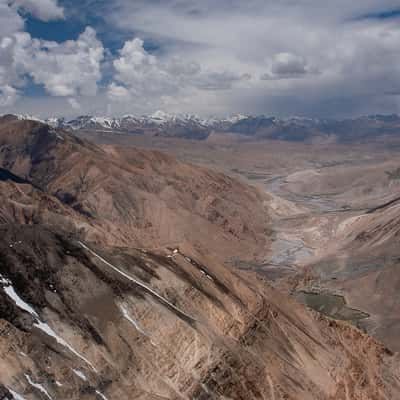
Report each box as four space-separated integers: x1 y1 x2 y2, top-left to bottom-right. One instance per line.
0 116 400 399
0 115 270 263
304 195 400 353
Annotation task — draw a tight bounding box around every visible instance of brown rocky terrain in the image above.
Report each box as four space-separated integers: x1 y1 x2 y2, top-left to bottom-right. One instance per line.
301 196 400 353
0 116 400 399
79 128 400 353
0 115 270 263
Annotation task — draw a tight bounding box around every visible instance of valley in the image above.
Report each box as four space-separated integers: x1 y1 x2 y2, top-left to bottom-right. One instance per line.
79 128 400 353
0 115 400 399
3 0 400 397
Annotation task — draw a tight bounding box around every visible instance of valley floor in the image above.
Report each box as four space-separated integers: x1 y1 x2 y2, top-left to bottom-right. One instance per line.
83 131 400 353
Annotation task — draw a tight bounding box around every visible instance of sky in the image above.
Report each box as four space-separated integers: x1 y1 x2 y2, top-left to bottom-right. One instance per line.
0 0 400 118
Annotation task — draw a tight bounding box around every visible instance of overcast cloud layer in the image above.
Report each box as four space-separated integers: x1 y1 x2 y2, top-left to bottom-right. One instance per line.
0 0 400 117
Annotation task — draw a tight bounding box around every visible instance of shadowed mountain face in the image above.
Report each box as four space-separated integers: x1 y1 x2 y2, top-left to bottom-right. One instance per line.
0 117 400 399
0 168 32 185
225 114 400 143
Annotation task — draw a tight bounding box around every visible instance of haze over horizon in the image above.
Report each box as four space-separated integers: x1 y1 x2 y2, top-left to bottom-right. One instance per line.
1 0 400 118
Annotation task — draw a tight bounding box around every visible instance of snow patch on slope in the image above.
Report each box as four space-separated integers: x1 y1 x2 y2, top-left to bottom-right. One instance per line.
7 388 28 400
119 304 147 336
25 374 52 400
0 274 97 371
95 390 110 400
1 277 39 319
72 369 88 381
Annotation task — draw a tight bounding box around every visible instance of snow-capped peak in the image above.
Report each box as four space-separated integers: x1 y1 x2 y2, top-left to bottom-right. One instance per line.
16 114 46 124
6 111 254 131
223 114 248 124
149 110 176 123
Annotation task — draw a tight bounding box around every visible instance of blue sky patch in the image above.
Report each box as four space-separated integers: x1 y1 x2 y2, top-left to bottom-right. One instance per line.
354 8 400 21
25 17 84 42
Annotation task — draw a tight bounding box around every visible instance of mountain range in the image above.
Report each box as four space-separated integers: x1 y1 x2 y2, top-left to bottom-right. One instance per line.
15 112 400 143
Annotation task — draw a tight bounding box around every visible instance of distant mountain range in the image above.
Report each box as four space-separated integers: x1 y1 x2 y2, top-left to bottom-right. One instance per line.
13 112 400 142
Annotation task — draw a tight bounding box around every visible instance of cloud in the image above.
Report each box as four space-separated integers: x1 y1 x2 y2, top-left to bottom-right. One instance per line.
0 3 23 107
112 38 173 95
18 27 104 97
98 0 400 116
0 2 24 37
0 0 83 108
107 82 132 102
10 0 64 21
108 36 250 107
194 71 251 90
67 97 80 110
261 53 312 80
0 36 22 107
3 0 400 116
0 27 104 100
0 85 18 107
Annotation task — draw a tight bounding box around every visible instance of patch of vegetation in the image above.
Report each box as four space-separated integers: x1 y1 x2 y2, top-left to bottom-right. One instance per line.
294 291 369 326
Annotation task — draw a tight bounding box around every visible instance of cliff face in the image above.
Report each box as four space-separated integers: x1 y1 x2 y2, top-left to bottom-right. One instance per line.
0 117 399 400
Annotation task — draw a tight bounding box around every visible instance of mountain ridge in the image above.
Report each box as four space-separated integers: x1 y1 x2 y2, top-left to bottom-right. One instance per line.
10 112 400 143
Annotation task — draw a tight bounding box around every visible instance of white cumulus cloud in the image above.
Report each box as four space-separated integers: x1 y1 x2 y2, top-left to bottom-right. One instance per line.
108 36 250 107
0 27 104 102
107 83 132 102
0 85 18 107
18 27 104 97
